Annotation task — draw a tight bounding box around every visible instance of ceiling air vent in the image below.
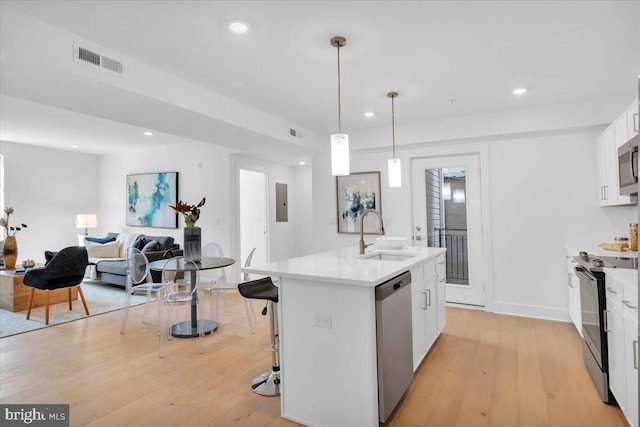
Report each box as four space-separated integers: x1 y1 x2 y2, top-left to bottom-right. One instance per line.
76 45 124 74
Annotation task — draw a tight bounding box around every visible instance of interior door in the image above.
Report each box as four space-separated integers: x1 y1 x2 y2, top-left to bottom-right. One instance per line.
239 169 268 268
410 155 485 307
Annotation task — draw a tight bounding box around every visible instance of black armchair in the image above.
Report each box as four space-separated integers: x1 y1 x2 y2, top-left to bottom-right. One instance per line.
23 246 90 325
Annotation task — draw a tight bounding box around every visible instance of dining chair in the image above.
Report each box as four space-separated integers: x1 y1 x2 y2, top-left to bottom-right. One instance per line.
120 247 176 335
199 243 255 332
159 257 204 357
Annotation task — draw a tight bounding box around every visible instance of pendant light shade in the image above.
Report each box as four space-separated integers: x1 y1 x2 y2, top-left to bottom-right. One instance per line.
387 92 401 187
330 36 350 176
331 133 350 176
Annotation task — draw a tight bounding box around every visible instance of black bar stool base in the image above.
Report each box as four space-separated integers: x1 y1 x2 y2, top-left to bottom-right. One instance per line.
251 371 281 396
171 319 218 338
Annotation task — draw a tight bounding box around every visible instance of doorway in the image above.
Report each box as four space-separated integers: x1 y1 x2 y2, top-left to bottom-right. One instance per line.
239 169 268 269
411 155 485 307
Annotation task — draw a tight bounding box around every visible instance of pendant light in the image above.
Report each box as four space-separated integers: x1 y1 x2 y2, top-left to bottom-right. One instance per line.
387 91 401 187
330 36 349 176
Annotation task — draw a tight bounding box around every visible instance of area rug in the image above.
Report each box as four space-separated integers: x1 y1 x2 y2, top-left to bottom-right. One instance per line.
0 281 148 338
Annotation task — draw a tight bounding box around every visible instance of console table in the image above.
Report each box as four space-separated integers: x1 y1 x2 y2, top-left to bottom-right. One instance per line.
0 269 78 312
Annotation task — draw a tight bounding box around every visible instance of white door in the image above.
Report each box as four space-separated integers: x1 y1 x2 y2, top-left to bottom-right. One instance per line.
239 169 268 268
411 155 485 307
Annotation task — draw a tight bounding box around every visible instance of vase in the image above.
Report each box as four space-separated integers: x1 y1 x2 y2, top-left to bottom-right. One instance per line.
3 236 17 269
184 226 202 262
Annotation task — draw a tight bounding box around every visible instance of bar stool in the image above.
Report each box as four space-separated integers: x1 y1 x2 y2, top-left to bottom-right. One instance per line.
237 277 280 396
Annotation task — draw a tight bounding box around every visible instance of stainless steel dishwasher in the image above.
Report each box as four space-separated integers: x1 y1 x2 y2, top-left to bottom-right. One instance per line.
375 270 413 423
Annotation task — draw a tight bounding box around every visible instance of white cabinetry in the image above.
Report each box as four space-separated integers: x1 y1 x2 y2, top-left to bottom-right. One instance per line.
622 283 638 427
436 254 446 334
565 250 582 337
596 102 636 206
411 256 444 372
606 272 638 427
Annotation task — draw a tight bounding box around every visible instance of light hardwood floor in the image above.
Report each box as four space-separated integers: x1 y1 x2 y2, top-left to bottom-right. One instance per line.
0 293 630 427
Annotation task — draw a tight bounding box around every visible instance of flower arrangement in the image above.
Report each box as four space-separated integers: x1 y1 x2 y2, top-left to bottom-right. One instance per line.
0 207 28 236
170 197 206 227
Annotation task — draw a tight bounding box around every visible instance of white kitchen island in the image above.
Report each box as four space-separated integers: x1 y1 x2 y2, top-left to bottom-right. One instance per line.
242 245 447 427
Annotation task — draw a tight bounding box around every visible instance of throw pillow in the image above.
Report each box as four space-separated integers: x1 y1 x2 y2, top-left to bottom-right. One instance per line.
85 236 117 244
141 240 160 253
85 240 120 258
131 235 147 250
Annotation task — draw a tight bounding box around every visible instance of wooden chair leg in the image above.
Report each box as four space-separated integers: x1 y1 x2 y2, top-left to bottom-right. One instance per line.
77 286 90 316
68 287 72 310
26 288 35 320
45 291 50 326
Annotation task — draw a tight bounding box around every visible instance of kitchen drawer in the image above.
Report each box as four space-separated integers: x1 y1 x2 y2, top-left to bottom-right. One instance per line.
435 255 445 277
410 264 424 284
621 284 638 317
423 258 436 279
605 275 624 304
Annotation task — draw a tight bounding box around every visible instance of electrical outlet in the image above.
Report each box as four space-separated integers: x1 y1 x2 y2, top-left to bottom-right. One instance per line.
313 313 332 329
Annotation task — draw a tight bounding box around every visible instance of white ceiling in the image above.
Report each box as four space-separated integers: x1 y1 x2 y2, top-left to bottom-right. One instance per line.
1 1 639 164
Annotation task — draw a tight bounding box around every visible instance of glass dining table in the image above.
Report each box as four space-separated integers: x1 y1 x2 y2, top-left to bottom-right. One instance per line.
148 256 236 338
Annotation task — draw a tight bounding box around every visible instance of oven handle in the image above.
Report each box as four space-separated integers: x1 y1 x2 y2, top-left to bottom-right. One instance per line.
575 266 596 285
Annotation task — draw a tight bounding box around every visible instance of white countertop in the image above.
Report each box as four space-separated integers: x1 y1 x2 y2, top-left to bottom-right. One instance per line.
566 244 638 259
242 245 446 287
604 267 639 290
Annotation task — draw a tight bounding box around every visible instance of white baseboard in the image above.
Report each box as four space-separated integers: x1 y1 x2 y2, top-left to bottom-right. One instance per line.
490 301 571 323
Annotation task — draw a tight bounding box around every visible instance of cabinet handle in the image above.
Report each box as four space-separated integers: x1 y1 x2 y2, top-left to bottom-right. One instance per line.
604 185 608 200
634 112 639 133
439 278 446 283
622 300 638 310
603 310 610 332
422 289 431 309
605 286 617 294
634 340 638 370
438 261 445 265
568 273 574 288
600 186 605 200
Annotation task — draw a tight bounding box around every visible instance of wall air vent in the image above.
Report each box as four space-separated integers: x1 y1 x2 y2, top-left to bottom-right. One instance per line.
289 128 303 139
101 55 124 73
78 47 100 66
76 45 124 74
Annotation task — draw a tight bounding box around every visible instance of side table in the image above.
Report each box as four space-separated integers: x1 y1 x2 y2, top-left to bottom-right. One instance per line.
0 269 78 312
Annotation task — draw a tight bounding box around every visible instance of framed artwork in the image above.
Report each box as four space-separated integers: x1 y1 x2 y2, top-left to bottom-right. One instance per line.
336 171 382 234
126 172 178 228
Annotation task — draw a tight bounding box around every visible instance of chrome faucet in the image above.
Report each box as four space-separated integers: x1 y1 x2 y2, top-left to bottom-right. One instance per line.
359 208 385 254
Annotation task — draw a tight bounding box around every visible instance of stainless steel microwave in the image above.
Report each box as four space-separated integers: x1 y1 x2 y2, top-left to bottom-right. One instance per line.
618 135 639 195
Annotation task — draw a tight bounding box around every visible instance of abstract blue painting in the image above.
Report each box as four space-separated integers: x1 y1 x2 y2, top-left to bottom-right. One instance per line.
336 171 382 234
126 172 178 228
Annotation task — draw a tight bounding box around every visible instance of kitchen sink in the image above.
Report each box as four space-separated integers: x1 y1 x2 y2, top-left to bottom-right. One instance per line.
363 253 417 262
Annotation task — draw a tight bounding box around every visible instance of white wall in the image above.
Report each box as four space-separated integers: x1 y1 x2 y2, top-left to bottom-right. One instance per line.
99 140 235 272
309 126 636 321
0 141 99 262
230 155 309 271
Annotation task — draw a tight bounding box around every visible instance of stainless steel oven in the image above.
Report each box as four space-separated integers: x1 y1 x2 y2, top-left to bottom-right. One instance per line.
574 253 638 404
575 264 614 403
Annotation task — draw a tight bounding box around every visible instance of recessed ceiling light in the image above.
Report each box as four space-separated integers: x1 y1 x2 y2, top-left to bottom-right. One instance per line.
364 112 375 118
298 161 306 165
512 88 527 95
143 131 153 136
229 21 249 34
70 144 80 148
